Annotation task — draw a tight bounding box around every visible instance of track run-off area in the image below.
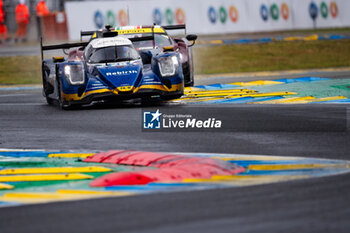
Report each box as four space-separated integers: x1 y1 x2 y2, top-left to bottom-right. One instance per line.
0 68 350 233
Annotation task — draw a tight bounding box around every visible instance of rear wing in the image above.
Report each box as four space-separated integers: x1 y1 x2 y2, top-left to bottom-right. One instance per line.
40 37 88 60
162 24 186 34
79 27 156 47
80 24 187 41
80 30 95 41
129 34 155 48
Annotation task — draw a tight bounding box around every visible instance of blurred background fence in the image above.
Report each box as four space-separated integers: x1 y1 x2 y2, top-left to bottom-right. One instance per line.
1 0 349 41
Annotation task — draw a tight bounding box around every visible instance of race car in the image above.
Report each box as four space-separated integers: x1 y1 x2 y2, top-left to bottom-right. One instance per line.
41 27 184 109
81 25 197 86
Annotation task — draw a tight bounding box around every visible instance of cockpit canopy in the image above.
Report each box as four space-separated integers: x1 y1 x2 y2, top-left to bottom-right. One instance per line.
84 37 140 63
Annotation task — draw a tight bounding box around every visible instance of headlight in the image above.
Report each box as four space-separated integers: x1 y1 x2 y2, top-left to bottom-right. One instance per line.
158 55 179 77
179 53 183 62
64 64 85 85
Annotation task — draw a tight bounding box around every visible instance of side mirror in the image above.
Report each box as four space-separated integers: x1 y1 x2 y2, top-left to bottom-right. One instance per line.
186 34 198 41
186 34 197 47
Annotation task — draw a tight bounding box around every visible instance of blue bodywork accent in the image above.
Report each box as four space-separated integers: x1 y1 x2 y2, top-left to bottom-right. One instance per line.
52 51 184 103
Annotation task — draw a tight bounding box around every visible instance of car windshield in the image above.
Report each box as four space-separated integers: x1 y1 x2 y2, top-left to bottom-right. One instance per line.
87 45 140 63
124 33 173 49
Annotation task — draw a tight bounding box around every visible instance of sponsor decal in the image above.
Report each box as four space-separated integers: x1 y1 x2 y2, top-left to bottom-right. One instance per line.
208 6 217 24
116 28 165 34
260 3 289 22
320 2 329 18
143 109 222 130
175 8 186 24
152 8 186 25
260 4 269 21
165 8 174 25
106 70 138 76
219 7 227 24
281 3 289 20
309 1 338 20
153 8 162 25
94 11 104 29
309 2 318 20
329 1 338 18
118 10 128 26
208 5 239 24
270 3 279 20
94 9 128 29
229 6 239 23
143 109 162 129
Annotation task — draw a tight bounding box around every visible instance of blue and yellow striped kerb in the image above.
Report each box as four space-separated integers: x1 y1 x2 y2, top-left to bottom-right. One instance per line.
173 77 350 104
197 34 350 46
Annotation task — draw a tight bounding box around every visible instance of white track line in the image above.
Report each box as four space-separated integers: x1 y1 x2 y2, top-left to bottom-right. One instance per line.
0 103 43 106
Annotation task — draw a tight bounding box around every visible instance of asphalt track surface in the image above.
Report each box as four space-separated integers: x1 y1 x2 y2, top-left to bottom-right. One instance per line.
0 73 350 233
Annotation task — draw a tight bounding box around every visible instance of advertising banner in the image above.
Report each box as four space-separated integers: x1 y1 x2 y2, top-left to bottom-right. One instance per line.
66 0 350 40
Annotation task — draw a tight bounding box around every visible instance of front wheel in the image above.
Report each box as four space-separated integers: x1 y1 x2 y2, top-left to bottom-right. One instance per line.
161 94 183 101
46 97 56 106
57 80 74 110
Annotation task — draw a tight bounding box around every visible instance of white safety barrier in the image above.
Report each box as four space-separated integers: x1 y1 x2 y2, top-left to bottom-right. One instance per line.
66 0 350 40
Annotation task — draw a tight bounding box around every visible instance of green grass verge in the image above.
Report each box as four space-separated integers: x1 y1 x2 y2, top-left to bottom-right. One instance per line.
1 40 350 85
0 56 41 85
193 40 350 74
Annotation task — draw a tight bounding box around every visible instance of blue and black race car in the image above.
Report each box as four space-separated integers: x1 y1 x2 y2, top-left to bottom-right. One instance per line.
41 26 187 109
81 25 197 87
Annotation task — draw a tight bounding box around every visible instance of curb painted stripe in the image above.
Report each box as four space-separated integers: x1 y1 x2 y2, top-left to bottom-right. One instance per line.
198 34 350 46
48 153 96 158
0 166 111 175
0 174 93 182
249 163 350 170
56 189 133 196
0 183 14 190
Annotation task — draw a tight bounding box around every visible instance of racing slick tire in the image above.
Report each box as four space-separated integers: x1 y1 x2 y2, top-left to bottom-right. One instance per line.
46 97 56 106
57 80 74 110
161 94 183 101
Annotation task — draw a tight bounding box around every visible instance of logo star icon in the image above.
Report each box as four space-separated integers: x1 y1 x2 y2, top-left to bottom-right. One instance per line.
151 109 162 122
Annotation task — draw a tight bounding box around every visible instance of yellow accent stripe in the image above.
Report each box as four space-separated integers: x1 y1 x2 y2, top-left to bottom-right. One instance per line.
185 90 257 98
63 89 112 101
211 156 303 161
0 166 111 175
185 89 254 95
184 87 206 92
249 163 350 170
253 96 315 104
0 193 93 203
195 67 350 79
284 35 318 41
183 175 308 185
114 28 165 34
187 91 297 102
210 40 223 44
0 190 134 204
57 189 133 196
63 83 183 101
308 96 347 103
211 175 307 180
230 80 284 86
0 174 93 182
48 153 95 158
134 83 183 93
0 183 14 190
183 178 216 183
277 96 316 103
